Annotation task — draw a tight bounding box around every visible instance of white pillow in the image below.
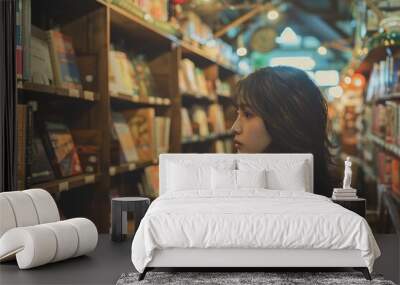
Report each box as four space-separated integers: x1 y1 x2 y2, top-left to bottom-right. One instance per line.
266 164 306 191
167 160 236 191
238 159 308 191
211 168 236 190
237 169 267 188
167 163 210 191
211 169 267 190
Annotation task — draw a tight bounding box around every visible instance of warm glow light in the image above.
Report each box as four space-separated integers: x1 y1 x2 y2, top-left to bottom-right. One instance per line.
317 46 327 55
343 76 352 85
276 27 300 45
267 10 279 21
328 86 343 98
270 56 316 70
352 73 366 88
315 70 339 86
236 47 247 56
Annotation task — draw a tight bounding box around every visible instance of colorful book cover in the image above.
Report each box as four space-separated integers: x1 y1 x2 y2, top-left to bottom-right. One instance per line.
123 108 155 162
111 112 139 163
30 135 55 184
48 30 81 89
43 121 82 177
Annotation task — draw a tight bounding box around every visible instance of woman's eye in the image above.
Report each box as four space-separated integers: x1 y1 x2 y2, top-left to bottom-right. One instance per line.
244 111 253 118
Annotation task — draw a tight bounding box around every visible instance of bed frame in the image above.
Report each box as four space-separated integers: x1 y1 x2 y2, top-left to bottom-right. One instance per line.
138 154 371 281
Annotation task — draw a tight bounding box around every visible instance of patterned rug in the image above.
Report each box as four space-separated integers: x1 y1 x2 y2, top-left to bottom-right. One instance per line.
116 271 396 285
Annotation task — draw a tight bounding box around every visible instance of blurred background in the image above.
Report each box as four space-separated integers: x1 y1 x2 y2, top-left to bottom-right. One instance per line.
6 0 399 265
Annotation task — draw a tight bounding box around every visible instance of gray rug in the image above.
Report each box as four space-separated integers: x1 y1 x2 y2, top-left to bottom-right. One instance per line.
116 271 396 285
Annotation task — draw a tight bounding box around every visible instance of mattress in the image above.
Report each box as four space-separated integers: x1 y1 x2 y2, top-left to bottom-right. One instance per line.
131 190 380 273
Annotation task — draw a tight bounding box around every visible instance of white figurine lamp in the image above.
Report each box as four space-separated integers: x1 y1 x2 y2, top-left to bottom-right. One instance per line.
332 157 358 200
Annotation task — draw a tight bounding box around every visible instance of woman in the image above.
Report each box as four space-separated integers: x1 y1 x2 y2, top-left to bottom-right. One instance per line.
231 66 336 197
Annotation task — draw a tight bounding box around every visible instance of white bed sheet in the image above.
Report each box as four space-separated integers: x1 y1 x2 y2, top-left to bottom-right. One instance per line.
131 190 380 273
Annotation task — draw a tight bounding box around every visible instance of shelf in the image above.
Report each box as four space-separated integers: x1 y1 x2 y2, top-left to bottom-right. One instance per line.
182 131 234 145
368 133 400 158
107 1 178 53
374 93 400 104
110 92 171 107
31 173 101 194
180 41 239 75
181 92 217 105
109 159 158 177
18 82 98 102
217 94 234 104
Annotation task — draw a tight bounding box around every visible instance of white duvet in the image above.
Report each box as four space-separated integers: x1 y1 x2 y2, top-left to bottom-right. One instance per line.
131 190 380 273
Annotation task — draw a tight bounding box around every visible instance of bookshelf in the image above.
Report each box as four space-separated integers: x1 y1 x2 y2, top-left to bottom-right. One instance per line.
16 0 240 232
349 30 400 233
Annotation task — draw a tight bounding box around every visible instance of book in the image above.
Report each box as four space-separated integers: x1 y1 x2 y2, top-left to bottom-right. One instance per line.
111 112 139 163
131 56 156 99
191 105 209 137
154 116 170 157
16 0 22 80
42 121 82 178
123 108 155 162
109 50 138 97
21 0 31 81
208 104 226 133
30 26 54 85
30 134 55 184
47 30 82 90
71 130 100 174
181 108 193 139
16 104 27 189
144 165 159 198
392 159 400 195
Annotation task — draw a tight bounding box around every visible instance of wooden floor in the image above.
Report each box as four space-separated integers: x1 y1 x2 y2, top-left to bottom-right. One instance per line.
0 234 398 284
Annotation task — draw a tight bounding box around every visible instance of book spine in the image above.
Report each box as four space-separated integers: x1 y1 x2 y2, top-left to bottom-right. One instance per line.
22 0 31 81
25 104 34 187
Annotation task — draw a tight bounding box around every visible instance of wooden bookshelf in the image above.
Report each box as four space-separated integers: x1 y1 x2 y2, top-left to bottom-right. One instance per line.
182 131 234 145
17 0 240 233
374 93 400 104
110 93 171 107
109 160 157 177
368 133 400 158
18 82 98 102
181 93 217 105
31 173 101 194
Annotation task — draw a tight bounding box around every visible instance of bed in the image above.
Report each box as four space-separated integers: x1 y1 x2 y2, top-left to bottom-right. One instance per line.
131 153 380 280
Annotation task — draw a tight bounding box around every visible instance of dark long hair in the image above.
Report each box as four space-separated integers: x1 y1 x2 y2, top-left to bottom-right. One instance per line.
234 66 335 197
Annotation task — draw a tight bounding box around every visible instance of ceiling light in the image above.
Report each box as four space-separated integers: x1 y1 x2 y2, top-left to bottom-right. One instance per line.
315 70 339 86
343 76 352 85
269 56 316 70
317 46 327 56
267 10 279 21
236 47 247 57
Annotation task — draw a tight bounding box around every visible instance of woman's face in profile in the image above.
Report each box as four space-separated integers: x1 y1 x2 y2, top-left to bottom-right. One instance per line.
231 106 272 153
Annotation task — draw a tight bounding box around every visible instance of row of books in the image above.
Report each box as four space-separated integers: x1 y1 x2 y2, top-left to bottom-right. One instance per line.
368 102 400 145
109 49 158 99
109 0 179 36
111 109 170 165
16 2 84 91
17 103 99 189
179 58 233 99
178 11 239 67
376 150 400 195
365 56 400 102
181 104 226 139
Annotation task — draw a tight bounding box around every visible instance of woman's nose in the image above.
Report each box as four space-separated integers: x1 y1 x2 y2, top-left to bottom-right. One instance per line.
231 117 242 134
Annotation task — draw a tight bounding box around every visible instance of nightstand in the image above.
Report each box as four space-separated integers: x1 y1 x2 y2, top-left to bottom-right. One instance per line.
331 198 366 218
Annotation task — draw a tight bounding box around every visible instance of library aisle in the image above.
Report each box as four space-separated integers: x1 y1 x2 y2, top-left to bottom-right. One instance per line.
0 0 399 284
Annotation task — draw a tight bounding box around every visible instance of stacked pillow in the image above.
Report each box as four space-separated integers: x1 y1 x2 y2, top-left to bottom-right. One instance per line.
165 158 310 194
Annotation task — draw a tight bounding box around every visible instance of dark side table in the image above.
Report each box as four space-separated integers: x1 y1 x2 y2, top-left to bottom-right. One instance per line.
111 197 150 242
331 198 366 218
